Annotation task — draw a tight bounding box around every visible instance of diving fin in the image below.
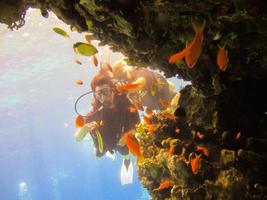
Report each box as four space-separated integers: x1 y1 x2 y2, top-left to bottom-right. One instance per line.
120 157 133 185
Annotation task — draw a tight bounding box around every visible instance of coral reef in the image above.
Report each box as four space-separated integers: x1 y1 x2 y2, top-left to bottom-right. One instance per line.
1 0 267 199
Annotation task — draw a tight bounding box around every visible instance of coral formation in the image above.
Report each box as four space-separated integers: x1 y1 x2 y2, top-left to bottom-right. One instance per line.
1 0 267 199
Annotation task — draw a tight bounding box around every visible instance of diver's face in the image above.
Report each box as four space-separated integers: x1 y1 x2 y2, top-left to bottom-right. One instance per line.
94 84 114 107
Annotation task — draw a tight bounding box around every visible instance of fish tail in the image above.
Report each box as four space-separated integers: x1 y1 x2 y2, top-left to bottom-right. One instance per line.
217 44 226 49
192 19 206 34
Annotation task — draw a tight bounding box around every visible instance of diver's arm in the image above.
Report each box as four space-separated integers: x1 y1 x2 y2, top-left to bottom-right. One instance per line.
74 121 99 142
74 107 100 142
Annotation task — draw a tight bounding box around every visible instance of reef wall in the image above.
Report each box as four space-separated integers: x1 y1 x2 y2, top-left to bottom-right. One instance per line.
1 0 267 199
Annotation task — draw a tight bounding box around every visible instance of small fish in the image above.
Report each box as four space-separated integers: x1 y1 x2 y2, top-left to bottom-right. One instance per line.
168 44 192 64
76 80 83 85
184 20 206 68
217 45 229 71
52 27 70 38
129 107 137 113
134 102 144 111
175 128 180 134
159 99 170 108
168 19 206 66
160 111 176 120
147 124 159 133
73 42 98 57
143 116 152 125
145 107 153 115
124 131 143 161
196 131 205 139
117 78 145 93
236 132 241 140
196 146 209 157
75 115 85 128
85 34 93 43
92 55 98 67
116 83 141 93
154 180 172 191
184 41 200 68
191 154 202 174
75 60 82 65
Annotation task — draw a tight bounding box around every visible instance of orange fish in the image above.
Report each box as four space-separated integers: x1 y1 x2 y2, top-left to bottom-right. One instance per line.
154 180 172 191
128 107 137 113
145 107 153 115
134 102 144 111
159 99 170 108
143 116 152 125
184 20 206 68
75 115 85 128
92 55 98 67
85 34 93 43
236 132 241 140
161 112 176 120
217 45 229 71
196 131 205 139
169 20 206 66
75 60 82 65
116 83 142 93
191 154 202 174
147 124 159 133
169 43 192 64
124 131 143 161
196 146 209 157
76 79 83 85
175 128 180 134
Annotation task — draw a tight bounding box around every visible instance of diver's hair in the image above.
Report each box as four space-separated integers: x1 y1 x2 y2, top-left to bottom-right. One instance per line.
90 72 115 92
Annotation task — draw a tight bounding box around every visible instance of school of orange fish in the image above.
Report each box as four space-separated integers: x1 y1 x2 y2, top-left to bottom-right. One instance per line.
169 19 229 71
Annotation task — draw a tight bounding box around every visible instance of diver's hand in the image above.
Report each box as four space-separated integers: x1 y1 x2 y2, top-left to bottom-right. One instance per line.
84 122 98 132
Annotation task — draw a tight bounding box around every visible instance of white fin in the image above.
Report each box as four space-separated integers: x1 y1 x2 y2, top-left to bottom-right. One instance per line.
105 151 115 160
120 157 133 185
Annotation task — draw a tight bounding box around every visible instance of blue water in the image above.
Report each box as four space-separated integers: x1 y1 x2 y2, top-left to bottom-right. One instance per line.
0 9 187 200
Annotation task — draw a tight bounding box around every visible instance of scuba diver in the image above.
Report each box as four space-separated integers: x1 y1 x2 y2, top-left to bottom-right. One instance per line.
75 72 140 185
111 58 176 110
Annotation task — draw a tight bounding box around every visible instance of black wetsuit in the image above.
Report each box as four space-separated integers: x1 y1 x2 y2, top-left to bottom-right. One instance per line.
84 94 140 157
